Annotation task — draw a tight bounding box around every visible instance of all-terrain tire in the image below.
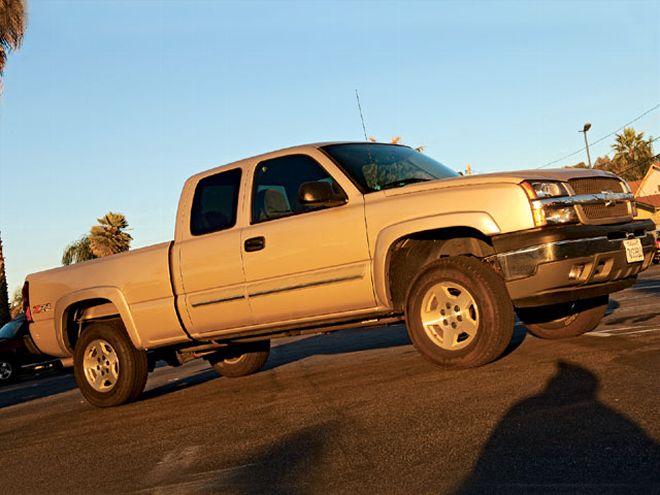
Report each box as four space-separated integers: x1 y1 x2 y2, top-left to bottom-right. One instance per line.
208 340 270 378
517 296 608 339
405 256 514 368
74 320 148 407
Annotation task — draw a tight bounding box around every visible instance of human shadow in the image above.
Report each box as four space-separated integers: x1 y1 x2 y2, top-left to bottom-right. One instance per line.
214 422 335 494
456 361 660 494
264 324 412 371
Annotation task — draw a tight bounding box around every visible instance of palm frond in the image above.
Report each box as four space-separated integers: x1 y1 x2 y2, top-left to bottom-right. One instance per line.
0 0 27 75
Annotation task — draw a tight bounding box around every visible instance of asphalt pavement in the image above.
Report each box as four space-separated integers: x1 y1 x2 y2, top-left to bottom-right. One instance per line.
1 266 659 494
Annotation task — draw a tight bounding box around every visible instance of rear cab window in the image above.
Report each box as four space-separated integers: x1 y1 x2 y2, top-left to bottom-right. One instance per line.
190 168 242 236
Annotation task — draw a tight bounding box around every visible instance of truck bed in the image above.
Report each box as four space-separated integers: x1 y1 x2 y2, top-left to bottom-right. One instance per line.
27 242 188 356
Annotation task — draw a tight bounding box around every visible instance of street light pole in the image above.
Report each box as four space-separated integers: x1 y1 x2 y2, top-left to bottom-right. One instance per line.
579 122 592 167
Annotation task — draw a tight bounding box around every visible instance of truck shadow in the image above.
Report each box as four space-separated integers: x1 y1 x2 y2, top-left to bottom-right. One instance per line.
267 321 527 371
264 324 412 371
454 361 660 494
0 370 77 409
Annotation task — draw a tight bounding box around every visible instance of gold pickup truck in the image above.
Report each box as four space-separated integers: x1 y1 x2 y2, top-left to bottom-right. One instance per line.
23 142 657 407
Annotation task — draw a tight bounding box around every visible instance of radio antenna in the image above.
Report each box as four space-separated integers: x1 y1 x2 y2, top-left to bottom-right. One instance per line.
355 89 368 141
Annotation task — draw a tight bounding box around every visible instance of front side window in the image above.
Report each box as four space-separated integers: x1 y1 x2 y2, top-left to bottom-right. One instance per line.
190 168 242 236
322 143 458 193
251 154 344 223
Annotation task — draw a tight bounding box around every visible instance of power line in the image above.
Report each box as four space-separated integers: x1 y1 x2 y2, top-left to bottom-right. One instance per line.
538 103 660 169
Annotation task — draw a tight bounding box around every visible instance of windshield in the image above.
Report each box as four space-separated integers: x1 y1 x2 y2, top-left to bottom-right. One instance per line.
0 314 26 340
322 143 458 193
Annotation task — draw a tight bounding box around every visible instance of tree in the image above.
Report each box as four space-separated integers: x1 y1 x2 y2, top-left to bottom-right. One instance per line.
62 235 96 265
61 212 132 265
0 0 26 75
0 234 10 325
610 128 655 181
9 285 22 318
88 212 132 258
0 0 27 324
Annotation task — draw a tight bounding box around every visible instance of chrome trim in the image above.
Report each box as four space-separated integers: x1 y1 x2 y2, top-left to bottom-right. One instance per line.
496 231 655 280
531 192 633 209
191 294 246 308
249 274 363 298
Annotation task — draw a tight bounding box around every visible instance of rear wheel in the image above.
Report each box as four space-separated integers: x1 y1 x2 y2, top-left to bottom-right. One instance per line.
74 321 148 407
517 296 608 339
0 356 17 384
208 340 270 378
405 257 514 368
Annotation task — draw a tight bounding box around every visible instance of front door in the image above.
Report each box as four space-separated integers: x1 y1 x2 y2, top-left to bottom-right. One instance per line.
241 153 375 325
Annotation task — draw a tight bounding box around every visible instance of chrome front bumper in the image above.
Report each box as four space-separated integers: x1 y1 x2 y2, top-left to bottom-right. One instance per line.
493 221 656 307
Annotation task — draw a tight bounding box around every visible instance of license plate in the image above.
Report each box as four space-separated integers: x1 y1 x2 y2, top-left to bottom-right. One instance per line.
623 238 644 263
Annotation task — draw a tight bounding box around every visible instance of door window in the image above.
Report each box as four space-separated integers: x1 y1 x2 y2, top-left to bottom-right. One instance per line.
251 154 344 224
190 168 242 236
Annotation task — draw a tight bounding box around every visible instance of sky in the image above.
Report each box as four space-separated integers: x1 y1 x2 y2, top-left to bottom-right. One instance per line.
1 0 659 294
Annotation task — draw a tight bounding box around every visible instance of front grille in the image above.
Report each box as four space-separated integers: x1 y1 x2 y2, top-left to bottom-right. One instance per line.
580 202 629 219
569 177 623 195
568 177 630 221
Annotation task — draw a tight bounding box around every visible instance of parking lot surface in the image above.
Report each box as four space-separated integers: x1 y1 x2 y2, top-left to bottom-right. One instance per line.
1 266 659 494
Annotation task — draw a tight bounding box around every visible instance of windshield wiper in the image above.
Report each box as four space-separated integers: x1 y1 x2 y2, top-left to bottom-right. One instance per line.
379 177 431 190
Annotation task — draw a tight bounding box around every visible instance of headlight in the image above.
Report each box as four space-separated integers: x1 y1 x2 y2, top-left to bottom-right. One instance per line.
521 181 577 227
522 181 571 199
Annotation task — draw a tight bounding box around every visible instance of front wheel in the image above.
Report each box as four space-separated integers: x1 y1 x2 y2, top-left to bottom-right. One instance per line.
208 340 270 378
517 296 608 339
74 321 148 407
405 256 514 368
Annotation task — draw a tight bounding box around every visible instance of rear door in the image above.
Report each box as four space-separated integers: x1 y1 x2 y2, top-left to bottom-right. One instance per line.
173 167 253 335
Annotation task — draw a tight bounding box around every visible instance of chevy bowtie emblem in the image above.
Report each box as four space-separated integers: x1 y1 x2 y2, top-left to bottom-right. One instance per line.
601 190 616 207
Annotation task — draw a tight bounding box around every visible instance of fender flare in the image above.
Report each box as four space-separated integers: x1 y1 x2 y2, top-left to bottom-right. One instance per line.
372 211 501 306
54 286 143 351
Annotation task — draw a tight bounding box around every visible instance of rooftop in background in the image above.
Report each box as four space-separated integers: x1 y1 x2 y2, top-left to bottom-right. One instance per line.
633 164 660 199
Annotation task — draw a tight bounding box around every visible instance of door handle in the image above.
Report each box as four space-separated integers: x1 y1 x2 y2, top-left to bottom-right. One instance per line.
244 236 265 252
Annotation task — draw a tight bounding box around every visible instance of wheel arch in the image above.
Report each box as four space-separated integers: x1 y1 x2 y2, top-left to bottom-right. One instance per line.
55 288 143 353
374 215 500 311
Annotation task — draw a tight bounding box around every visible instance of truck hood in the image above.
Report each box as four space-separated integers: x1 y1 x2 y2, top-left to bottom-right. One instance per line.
383 167 618 196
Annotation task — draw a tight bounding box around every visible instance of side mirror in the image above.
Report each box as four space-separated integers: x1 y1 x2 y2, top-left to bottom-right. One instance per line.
299 181 347 207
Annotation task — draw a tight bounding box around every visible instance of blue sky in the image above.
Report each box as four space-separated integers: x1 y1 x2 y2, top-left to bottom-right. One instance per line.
1 0 659 294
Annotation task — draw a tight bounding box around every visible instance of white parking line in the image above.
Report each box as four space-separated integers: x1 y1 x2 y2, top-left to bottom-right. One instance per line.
589 325 660 337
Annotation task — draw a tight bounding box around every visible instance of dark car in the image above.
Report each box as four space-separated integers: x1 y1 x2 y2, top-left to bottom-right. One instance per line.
654 230 660 264
0 313 61 384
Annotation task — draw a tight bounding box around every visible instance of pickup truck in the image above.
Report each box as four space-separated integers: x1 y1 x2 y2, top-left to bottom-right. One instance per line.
23 142 657 407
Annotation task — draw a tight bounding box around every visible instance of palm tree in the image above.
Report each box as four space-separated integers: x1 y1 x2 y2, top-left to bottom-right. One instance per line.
88 212 132 258
0 0 26 75
0 0 27 324
62 235 97 265
0 234 10 325
611 127 655 181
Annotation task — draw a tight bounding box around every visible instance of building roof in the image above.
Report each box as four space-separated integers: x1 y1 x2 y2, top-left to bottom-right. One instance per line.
636 193 660 208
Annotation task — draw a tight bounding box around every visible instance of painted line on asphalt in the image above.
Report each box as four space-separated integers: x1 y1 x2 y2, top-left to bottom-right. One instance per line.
590 325 660 337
